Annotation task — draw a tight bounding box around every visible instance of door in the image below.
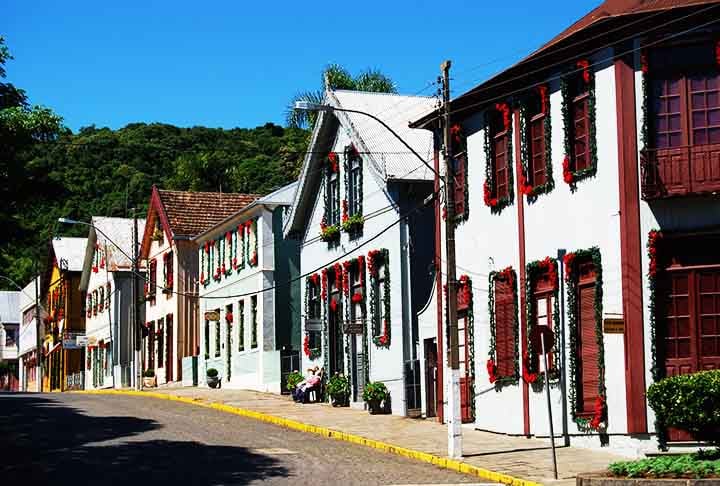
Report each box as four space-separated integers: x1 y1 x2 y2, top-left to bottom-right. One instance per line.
424 338 437 418
328 310 343 375
458 315 474 423
661 266 720 440
166 320 173 382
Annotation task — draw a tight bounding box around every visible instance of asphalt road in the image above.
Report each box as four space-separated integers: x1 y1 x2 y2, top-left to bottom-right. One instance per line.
0 393 489 486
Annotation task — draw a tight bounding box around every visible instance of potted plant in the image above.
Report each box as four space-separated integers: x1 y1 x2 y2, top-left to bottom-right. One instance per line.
206 368 220 389
327 373 350 407
142 369 156 388
362 381 389 414
286 371 304 393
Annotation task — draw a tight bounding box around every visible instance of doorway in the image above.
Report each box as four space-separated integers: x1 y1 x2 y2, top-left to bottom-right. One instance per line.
424 338 437 418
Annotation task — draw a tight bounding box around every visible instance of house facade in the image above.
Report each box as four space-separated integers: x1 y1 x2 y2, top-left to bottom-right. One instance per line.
0 291 20 391
41 237 87 391
285 90 436 416
140 187 257 386
18 278 41 392
195 182 300 392
413 0 720 455
79 217 146 390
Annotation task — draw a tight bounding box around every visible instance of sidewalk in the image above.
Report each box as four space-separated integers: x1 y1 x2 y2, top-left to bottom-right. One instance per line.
146 386 624 486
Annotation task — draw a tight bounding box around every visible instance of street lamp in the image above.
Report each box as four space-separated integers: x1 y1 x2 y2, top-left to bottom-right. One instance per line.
58 215 143 390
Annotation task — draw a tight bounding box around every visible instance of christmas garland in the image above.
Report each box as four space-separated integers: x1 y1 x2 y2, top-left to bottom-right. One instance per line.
321 268 330 374
224 231 233 276
450 124 470 223
519 85 554 202
238 300 245 352
563 247 607 432
561 59 598 191
524 256 561 388
647 229 663 383
304 274 322 360
342 145 364 235
640 49 649 153
320 152 341 243
251 294 258 348
460 275 476 420
246 220 258 267
483 102 514 213
487 266 520 387
368 249 391 347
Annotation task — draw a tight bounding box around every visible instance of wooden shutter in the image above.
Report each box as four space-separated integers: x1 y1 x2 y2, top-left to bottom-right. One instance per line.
495 279 515 377
494 133 509 199
578 283 599 413
663 270 694 377
454 154 466 217
530 115 546 186
698 269 720 371
573 94 590 171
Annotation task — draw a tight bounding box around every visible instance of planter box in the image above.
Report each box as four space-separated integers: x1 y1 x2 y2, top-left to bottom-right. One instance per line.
577 474 720 486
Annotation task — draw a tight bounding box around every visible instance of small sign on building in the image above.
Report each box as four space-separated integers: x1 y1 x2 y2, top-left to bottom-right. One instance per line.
603 317 625 334
204 310 220 322
76 335 89 347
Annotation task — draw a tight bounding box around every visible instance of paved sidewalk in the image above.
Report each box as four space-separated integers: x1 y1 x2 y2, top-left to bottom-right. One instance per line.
149 386 623 485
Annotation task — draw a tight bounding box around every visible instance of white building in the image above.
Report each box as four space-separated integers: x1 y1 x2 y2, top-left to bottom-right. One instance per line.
195 182 300 392
18 278 41 392
411 0 720 456
0 291 20 391
284 90 437 415
79 217 146 390
139 187 258 386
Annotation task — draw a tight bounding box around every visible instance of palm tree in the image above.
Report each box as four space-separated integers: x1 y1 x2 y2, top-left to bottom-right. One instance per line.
286 64 396 129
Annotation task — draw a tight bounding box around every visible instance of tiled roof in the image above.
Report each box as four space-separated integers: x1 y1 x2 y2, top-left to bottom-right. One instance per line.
157 190 260 237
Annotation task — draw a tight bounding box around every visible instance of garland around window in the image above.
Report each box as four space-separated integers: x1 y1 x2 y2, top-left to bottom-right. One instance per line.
519 85 554 202
483 102 514 213
563 247 607 432
487 266 520 387
303 273 322 360
368 249 391 347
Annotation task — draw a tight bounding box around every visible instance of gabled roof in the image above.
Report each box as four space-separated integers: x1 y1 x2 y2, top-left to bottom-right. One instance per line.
80 217 147 290
52 237 88 273
140 186 259 257
284 90 435 236
0 291 20 324
411 0 720 128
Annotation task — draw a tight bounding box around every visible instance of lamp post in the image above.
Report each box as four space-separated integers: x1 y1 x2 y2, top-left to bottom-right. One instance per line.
58 217 143 390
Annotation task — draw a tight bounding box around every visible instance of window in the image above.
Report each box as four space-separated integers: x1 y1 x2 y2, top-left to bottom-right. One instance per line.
534 293 555 370
164 251 174 294
106 283 111 309
157 318 164 366
149 259 157 302
348 152 362 216
576 263 600 415
373 263 386 339
214 311 221 357
148 321 155 369
251 296 258 349
527 91 548 187
307 279 321 352
493 113 510 200
454 153 467 219
350 263 364 323
328 172 340 226
493 277 516 378
238 300 245 352
204 319 210 359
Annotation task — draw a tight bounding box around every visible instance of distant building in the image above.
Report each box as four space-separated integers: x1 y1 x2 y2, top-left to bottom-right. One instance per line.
18 278 41 392
0 291 20 391
195 182 300 392
139 187 258 386
79 217 146 390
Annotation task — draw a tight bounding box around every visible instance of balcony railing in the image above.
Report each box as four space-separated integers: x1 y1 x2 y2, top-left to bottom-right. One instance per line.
641 144 720 200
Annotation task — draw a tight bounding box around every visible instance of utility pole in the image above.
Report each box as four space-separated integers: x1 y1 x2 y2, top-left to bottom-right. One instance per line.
441 60 462 459
34 269 43 393
132 208 142 390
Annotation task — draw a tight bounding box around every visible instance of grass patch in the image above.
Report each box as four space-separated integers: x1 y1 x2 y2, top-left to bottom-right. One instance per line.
608 449 720 478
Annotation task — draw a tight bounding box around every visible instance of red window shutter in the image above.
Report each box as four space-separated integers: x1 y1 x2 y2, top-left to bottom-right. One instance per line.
697 269 720 371
454 154 466 217
578 284 599 413
573 95 589 171
494 133 509 199
530 115 546 186
495 279 515 377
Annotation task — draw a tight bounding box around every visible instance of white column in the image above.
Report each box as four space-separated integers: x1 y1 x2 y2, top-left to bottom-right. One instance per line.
447 367 463 458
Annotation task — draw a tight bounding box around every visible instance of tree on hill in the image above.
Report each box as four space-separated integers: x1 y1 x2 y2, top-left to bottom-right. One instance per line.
285 64 396 129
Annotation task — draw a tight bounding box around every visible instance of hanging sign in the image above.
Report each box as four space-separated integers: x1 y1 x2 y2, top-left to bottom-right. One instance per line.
603 318 624 334
204 310 220 322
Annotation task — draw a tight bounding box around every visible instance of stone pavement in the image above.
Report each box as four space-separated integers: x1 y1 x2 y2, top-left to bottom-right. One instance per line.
150 386 624 486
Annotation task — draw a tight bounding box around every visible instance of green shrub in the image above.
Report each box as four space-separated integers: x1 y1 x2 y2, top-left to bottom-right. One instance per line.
647 370 720 446
608 451 720 478
206 368 218 378
362 381 388 403
142 369 155 378
286 371 304 391
327 374 349 399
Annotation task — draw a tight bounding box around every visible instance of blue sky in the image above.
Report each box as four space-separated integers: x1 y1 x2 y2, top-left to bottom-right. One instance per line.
5 0 599 132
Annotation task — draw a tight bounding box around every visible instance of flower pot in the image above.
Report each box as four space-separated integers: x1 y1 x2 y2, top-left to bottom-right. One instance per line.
206 375 221 389
143 376 156 388
331 394 348 407
367 399 382 414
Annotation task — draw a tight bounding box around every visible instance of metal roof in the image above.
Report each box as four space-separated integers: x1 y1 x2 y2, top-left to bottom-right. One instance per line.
0 291 20 324
52 237 88 273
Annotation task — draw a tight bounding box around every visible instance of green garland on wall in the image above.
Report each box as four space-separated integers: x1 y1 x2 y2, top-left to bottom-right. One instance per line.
518 86 554 202
342 145 364 235
561 60 598 191
368 249 391 347
487 266 520 388
303 275 322 360
563 247 607 432
460 275 476 421
524 256 561 389
483 102 514 214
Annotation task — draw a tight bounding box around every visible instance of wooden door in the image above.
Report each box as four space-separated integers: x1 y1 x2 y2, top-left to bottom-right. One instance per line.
424 338 437 418
458 316 473 423
166 321 174 382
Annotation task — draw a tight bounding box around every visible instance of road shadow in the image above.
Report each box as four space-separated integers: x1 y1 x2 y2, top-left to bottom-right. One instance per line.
0 394 289 485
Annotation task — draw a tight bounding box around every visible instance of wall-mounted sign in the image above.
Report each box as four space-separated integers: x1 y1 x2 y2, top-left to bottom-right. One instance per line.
603 318 625 334
86 335 98 347
343 320 364 335
76 335 89 347
204 311 220 322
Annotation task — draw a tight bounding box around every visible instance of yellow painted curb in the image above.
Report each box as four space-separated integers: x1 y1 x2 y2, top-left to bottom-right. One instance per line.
75 389 540 486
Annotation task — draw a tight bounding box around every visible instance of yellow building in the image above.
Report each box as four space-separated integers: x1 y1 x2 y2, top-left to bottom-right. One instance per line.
42 237 87 392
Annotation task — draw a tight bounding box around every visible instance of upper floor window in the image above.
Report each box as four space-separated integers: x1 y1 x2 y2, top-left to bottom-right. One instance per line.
347 147 362 216
520 86 553 199
561 60 597 188
163 251 174 294
483 103 514 212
